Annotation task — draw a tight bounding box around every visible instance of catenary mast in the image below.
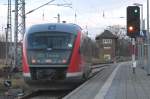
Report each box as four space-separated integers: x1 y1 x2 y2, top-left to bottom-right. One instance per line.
5 0 12 67
14 0 25 68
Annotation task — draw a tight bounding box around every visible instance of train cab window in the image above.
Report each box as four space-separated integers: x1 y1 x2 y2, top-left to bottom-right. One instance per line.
27 32 76 50
31 37 47 49
26 32 76 64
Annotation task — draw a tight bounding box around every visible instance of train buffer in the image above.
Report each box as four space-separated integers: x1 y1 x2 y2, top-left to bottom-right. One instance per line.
64 62 150 99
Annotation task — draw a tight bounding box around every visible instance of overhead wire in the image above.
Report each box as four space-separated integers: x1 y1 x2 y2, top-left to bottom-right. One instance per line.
26 0 55 15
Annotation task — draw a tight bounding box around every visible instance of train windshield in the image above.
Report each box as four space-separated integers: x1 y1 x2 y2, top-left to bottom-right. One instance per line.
28 32 75 50
27 32 76 65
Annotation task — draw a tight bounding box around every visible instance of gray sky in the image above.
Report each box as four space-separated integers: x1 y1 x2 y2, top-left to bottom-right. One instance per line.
0 0 147 38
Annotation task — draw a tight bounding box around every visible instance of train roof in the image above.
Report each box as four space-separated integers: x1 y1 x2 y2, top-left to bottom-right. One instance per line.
26 23 82 35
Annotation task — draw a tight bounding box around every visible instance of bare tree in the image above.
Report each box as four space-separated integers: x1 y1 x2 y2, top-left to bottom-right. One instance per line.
0 33 6 42
107 25 128 39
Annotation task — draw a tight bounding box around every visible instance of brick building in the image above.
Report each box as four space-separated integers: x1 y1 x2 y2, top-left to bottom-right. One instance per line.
95 30 117 63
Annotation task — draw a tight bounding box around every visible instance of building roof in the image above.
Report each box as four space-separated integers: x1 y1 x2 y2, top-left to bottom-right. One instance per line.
95 30 118 40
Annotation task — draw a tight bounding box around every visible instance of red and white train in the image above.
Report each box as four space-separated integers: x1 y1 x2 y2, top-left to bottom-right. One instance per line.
22 23 94 88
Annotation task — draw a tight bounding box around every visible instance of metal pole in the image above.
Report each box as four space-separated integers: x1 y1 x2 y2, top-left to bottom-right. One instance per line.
57 13 60 23
132 38 136 73
133 3 143 67
22 0 25 38
147 0 150 75
137 38 140 66
148 0 149 36
75 12 77 23
141 5 143 30
14 0 18 68
5 28 8 66
141 5 144 68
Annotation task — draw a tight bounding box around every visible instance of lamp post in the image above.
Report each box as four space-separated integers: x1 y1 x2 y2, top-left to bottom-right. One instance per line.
147 0 150 75
53 13 60 23
133 3 143 30
133 3 144 69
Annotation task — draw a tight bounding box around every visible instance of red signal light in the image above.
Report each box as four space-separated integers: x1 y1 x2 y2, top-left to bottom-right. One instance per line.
128 26 134 32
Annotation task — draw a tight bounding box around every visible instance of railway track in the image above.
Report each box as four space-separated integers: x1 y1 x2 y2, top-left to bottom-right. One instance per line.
89 63 111 77
0 64 111 99
20 64 111 99
20 89 72 99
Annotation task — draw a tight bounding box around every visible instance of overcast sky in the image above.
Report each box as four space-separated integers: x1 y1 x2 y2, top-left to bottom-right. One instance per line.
0 0 147 38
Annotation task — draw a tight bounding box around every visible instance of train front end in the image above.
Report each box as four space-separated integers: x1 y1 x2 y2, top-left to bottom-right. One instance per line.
22 23 83 88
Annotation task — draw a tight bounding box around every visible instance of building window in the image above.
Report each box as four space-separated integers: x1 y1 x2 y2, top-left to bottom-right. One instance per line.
104 54 111 60
103 39 112 44
104 46 111 49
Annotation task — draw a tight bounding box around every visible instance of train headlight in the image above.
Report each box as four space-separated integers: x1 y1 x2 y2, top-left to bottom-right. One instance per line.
62 59 67 63
32 59 36 63
45 59 52 63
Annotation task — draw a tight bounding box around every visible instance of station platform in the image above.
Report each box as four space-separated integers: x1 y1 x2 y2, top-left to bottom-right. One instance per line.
63 62 150 99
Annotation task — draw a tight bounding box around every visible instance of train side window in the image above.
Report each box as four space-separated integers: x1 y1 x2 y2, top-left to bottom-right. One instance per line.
80 38 86 55
79 32 83 54
79 40 84 54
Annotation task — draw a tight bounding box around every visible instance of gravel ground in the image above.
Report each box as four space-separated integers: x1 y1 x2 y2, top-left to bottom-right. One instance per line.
0 71 30 97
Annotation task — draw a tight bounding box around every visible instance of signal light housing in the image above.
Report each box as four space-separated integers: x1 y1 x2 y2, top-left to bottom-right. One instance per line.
127 6 140 38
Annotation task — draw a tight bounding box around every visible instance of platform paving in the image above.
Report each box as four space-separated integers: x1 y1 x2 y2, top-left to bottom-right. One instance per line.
63 63 116 99
103 62 150 99
64 62 150 99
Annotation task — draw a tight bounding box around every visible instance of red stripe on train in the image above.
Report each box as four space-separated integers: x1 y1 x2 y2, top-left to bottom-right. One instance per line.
67 32 82 73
